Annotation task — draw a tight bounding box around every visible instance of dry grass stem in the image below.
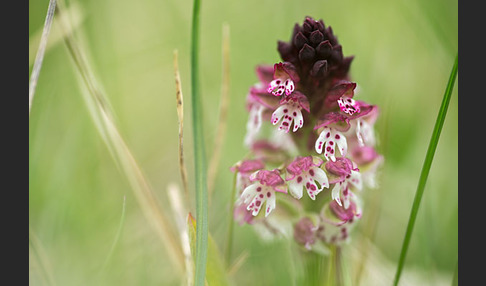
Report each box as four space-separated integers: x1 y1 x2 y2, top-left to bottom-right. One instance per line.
173 50 190 201
56 0 185 273
29 0 57 117
29 1 84 67
208 23 230 199
29 226 57 286
168 183 195 286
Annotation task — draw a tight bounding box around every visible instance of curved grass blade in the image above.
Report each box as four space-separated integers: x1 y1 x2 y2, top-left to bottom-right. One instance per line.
55 0 185 272
29 0 57 118
393 53 458 286
190 0 209 284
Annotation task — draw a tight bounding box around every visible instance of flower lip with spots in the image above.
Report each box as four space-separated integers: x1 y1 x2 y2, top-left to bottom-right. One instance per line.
239 169 287 217
267 62 300 96
314 127 348 162
285 156 329 200
231 159 265 194
271 91 310 133
326 158 362 209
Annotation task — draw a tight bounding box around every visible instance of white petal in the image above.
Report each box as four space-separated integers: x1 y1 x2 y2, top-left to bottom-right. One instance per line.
333 131 348 157
278 116 292 133
271 105 286 125
267 79 281 93
315 128 330 154
343 192 350 209
241 184 258 204
349 170 362 191
312 167 329 189
306 179 319 200
292 109 304 132
265 193 276 217
249 195 263 216
331 182 342 206
284 79 295 95
324 140 336 162
288 180 304 199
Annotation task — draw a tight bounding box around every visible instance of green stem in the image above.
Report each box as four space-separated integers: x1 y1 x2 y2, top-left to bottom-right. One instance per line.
393 53 458 286
224 171 238 268
190 0 208 285
335 246 343 286
327 246 335 286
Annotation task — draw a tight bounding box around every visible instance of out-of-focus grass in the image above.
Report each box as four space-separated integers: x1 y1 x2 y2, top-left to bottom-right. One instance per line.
29 0 457 285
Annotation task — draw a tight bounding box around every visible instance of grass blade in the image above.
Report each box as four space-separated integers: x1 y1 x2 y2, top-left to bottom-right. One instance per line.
224 171 237 267
393 53 458 286
187 214 230 286
190 0 209 284
29 0 57 118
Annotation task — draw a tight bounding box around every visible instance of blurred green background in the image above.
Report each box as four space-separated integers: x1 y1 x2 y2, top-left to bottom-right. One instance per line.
29 0 457 285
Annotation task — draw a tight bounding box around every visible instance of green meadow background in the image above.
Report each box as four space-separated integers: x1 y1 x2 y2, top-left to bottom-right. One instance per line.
29 0 458 285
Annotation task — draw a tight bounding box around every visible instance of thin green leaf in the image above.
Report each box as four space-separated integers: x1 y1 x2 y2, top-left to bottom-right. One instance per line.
224 171 238 267
190 0 208 284
188 214 230 286
393 53 458 286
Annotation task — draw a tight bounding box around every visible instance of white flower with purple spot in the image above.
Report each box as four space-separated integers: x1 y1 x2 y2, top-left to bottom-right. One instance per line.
315 127 348 161
266 62 300 96
231 159 265 195
285 156 329 200
271 91 310 133
325 158 362 209
337 96 360 115
271 102 304 133
267 78 295 96
240 169 287 217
